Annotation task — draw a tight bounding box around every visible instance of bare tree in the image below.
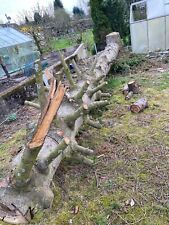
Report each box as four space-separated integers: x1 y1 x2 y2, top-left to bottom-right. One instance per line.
53 8 70 30
78 0 90 15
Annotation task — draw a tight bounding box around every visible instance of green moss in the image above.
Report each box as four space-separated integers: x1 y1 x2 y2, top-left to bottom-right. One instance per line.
0 129 26 177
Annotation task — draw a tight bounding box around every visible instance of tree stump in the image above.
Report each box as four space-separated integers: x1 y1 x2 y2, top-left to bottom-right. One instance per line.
128 81 139 94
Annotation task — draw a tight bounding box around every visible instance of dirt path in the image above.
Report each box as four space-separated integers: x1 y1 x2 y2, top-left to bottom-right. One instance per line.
0 106 39 179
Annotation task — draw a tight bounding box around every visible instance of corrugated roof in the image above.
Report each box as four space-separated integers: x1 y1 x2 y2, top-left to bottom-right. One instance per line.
0 27 32 49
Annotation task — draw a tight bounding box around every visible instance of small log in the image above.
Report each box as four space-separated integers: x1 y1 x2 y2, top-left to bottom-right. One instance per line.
59 51 76 88
130 98 148 113
71 80 90 100
128 80 139 94
87 82 107 98
122 84 129 96
71 142 94 155
95 91 111 101
125 91 133 100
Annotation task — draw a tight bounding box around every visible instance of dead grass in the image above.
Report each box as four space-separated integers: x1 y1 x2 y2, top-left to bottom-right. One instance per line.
29 69 169 224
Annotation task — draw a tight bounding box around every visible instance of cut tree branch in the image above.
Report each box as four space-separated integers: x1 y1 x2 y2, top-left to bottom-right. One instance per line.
71 141 94 155
35 60 47 111
72 59 82 77
25 101 40 109
59 51 76 88
86 116 102 129
87 82 107 97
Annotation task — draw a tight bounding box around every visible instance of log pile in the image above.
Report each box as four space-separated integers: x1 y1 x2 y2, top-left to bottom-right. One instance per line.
122 81 148 113
0 32 121 224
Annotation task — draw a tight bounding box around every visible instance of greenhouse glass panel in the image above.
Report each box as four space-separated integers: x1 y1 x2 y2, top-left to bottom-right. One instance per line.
0 27 39 78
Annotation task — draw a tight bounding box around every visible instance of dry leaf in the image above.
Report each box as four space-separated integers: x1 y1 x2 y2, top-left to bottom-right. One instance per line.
69 219 73 224
125 199 135 207
130 199 135 207
74 206 79 214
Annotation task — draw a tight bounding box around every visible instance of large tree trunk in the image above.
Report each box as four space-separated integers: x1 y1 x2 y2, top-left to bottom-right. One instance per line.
0 32 121 224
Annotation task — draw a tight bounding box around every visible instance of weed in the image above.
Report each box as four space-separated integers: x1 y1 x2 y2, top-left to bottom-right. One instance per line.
110 54 145 74
51 29 94 53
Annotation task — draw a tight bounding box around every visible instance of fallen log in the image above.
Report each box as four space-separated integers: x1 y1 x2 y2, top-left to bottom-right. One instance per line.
130 98 148 113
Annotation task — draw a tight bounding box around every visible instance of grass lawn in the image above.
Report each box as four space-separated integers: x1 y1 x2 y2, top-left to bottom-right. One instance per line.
32 67 169 224
1 55 169 225
51 29 94 53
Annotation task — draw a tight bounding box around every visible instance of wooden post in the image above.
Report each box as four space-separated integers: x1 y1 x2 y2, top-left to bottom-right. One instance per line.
0 56 10 79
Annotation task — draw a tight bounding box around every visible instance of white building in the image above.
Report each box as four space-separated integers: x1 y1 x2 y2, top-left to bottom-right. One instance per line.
130 0 169 53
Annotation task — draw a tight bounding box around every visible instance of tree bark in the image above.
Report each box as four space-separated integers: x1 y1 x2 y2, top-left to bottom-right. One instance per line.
35 61 47 111
128 80 139 94
59 51 76 88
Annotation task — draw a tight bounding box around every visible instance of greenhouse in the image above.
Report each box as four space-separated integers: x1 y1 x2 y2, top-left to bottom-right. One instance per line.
130 0 169 53
0 27 39 78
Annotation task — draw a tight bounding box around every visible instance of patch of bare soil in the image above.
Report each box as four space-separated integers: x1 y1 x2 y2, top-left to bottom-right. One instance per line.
0 74 26 94
0 105 39 143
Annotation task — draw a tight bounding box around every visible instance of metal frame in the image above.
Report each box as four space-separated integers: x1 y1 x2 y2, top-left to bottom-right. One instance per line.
130 0 169 53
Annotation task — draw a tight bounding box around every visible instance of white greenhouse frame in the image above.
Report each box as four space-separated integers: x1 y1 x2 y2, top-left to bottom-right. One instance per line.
130 0 169 53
